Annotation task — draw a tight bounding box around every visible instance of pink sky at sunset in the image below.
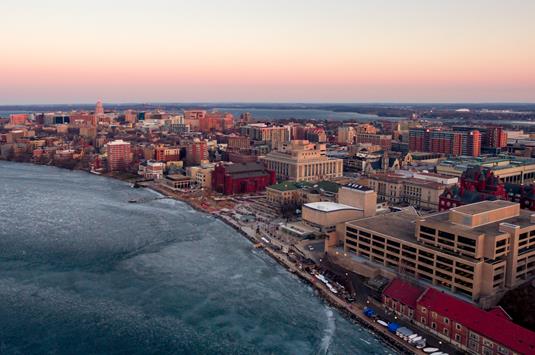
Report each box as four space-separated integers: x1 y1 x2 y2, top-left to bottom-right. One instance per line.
1 0 534 104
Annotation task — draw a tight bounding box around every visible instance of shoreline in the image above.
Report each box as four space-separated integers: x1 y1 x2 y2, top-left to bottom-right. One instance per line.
2 159 419 354
143 183 419 354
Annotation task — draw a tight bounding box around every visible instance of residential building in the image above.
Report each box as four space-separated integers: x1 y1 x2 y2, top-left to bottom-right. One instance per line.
409 128 481 157
240 123 290 147
138 160 165 179
155 145 180 162
106 139 132 172
186 139 209 165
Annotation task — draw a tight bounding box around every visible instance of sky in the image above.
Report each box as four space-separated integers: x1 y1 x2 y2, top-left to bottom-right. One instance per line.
1 0 534 104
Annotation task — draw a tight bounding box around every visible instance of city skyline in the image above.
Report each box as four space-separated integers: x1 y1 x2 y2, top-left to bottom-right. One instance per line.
2 0 535 104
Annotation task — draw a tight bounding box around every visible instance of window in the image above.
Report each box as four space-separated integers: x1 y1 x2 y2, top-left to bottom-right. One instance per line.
482 346 493 355
420 226 436 235
483 338 494 348
431 322 437 330
497 345 509 355
444 317 449 324
469 332 480 341
421 317 426 324
420 307 427 313
458 235 476 246
455 334 462 343
443 328 449 336
456 323 462 331
438 230 455 240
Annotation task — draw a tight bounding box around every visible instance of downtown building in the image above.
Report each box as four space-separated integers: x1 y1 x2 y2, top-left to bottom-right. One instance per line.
409 128 481 157
185 139 209 165
343 200 535 305
240 123 291 148
106 139 132 172
260 140 343 182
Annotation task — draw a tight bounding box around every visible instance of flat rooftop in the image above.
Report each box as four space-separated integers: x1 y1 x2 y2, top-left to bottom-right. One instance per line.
347 210 420 242
451 200 516 216
422 202 534 237
304 202 361 213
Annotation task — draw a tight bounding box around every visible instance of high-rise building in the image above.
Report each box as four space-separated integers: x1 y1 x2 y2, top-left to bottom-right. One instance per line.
260 140 343 182
106 140 132 172
337 126 356 145
409 128 480 157
183 110 206 131
186 139 209 165
453 125 507 150
199 112 234 132
240 123 291 148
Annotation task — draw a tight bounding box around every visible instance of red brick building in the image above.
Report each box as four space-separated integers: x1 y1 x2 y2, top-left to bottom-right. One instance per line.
186 140 208 165
382 278 535 355
155 145 180 162
199 112 234 132
409 128 481 157
106 139 132 172
382 278 424 320
9 114 30 125
212 162 276 195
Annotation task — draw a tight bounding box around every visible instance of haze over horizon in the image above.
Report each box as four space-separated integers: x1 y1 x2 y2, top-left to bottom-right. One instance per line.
1 0 535 104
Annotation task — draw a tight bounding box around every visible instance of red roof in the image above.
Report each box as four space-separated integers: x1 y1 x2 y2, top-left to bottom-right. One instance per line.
488 306 511 320
383 278 424 308
417 288 535 355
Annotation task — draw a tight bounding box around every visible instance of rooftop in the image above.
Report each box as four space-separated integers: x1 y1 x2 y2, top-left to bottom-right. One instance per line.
370 172 446 189
450 200 515 216
421 201 533 237
304 202 361 213
107 139 130 145
418 287 535 355
347 210 420 242
383 278 425 309
439 155 535 171
343 183 374 192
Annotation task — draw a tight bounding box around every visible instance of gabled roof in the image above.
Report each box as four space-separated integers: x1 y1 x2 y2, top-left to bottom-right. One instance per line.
383 278 424 308
418 288 535 355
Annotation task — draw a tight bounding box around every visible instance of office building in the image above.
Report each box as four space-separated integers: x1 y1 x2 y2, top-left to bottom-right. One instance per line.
367 172 455 210
343 200 535 304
